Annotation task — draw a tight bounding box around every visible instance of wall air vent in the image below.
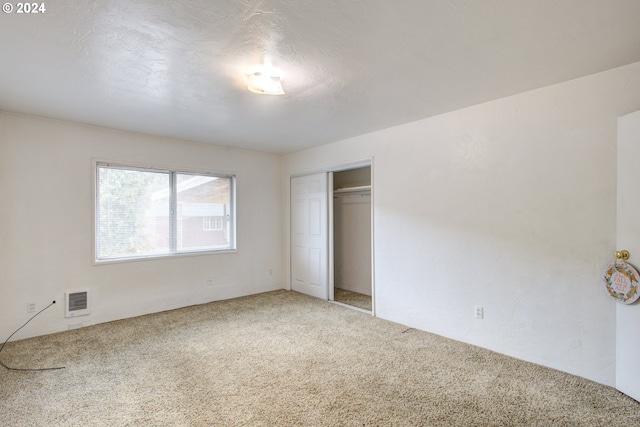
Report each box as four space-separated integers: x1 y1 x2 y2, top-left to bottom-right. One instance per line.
65 289 90 318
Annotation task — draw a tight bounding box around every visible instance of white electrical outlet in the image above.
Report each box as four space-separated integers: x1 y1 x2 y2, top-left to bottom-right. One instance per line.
269 269 273 276
207 277 214 286
27 303 36 313
474 306 484 319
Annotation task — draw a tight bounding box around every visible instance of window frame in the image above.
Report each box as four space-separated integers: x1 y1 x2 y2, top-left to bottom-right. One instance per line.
93 161 236 264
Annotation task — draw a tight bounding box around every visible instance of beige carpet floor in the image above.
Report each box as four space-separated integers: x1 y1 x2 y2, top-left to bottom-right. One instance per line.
1 290 639 426
333 287 372 311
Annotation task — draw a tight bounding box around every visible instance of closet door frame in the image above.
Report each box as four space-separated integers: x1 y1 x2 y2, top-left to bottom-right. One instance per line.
290 157 374 315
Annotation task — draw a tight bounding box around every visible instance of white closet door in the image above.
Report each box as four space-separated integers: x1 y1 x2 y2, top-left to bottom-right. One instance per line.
616 110 640 402
291 173 328 300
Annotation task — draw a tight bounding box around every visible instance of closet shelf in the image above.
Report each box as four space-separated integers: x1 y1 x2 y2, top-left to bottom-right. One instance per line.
333 185 371 194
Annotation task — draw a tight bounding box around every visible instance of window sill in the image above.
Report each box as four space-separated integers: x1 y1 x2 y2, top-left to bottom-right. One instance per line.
93 249 238 266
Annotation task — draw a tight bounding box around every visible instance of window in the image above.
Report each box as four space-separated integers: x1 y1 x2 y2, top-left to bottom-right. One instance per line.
95 163 235 262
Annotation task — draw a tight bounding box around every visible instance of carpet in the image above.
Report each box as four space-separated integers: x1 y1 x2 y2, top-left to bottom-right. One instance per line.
333 287 372 311
1 290 638 426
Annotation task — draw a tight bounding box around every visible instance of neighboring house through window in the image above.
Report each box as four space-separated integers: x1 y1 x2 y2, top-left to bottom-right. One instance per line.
203 217 224 231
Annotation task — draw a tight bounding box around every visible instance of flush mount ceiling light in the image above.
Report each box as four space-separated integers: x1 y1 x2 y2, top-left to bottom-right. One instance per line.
244 70 285 95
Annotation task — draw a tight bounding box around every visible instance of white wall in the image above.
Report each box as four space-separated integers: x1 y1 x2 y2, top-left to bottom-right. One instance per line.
0 113 283 340
282 62 640 386
334 193 372 296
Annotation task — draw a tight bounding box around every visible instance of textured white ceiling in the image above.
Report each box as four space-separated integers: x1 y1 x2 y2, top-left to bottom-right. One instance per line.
1 0 639 154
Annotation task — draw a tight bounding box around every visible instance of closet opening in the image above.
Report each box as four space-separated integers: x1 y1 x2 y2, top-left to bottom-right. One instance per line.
330 166 372 312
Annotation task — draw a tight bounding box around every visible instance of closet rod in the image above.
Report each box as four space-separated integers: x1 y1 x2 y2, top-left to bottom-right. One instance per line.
333 193 370 199
333 185 371 194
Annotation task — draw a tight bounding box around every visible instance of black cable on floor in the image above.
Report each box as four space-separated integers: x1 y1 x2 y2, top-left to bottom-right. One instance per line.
0 301 65 371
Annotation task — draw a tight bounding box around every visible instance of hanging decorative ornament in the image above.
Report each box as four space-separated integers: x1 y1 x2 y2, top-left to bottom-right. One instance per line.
601 258 640 304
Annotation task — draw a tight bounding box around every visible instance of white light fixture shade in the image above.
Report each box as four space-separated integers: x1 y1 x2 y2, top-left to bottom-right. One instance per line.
244 71 285 95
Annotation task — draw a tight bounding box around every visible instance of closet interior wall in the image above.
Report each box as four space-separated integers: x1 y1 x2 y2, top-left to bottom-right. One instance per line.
333 167 372 297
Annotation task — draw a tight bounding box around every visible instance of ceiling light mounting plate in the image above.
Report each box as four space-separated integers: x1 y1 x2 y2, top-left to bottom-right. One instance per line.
244 70 285 95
